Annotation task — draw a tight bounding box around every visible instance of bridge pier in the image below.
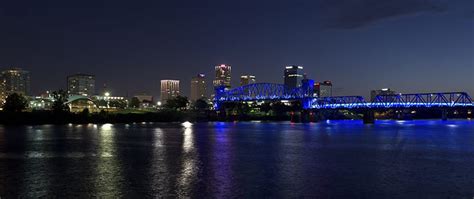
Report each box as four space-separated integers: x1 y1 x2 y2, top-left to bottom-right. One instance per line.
363 110 375 124
300 110 317 123
441 109 448 121
396 110 413 121
290 112 301 123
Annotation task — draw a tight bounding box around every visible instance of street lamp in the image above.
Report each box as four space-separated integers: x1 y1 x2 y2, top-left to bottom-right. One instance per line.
104 92 110 111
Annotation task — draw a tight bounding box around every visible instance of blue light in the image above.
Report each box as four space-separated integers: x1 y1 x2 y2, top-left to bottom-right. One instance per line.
215 84 474 110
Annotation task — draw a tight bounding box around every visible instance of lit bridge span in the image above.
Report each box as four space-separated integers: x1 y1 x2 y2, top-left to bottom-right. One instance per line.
313 92 473 109
214 83 474 110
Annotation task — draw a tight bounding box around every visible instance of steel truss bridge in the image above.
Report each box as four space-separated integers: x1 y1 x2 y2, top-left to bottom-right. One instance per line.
214 83 474 110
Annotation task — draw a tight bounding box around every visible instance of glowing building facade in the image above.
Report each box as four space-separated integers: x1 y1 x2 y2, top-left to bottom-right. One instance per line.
1 68 30 96
160 80 180 102
283 65 304 88
314 81 333 97
240 75 256 86
190 73 207 101
67 74 95 96
213 64 231 89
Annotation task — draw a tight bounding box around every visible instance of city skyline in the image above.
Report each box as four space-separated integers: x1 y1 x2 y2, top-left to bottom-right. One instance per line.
0 0 472 98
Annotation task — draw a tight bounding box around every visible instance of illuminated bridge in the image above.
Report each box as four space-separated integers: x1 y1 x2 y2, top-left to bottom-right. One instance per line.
215 83 473 110
312 92 474 109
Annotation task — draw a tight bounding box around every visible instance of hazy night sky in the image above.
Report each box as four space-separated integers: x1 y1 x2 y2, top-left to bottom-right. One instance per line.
0 0 473 98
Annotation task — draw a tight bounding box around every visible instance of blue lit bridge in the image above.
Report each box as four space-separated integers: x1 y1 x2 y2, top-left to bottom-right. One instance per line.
214 82 474 123
312 92 473 109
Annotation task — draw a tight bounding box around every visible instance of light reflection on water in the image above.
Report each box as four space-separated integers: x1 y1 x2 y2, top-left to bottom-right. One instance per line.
177 127 198 197
0 120 473 198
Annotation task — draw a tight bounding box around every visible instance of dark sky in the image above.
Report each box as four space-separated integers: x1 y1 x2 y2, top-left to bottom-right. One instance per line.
1 0 473 98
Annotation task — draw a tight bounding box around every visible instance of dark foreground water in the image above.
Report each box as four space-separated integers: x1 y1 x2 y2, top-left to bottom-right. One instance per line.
0 120 473 198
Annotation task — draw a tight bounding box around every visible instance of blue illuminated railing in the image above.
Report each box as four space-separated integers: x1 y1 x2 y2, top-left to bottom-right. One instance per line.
311 92 474 109
215 83 473 110
215 83 305 102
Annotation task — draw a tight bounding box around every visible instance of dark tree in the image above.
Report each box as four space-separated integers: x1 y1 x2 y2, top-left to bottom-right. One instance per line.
272 102 289 116
52 90 70 113
129 97 140 108
221 101 238 113
193 98 209 111
260 102 272 114
237 103 251 115
81 108 90 115
289 101 302 111
95 99 107 107
109 100 127 109
165 96 189 110
2 93 27 112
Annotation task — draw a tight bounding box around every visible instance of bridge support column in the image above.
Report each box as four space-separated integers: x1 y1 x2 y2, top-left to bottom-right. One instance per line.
396 110 413 121
441 109 448 121
363 110 375 124
309 111 317 123
301 110 314 123
217 110 227 121
290 112 301 123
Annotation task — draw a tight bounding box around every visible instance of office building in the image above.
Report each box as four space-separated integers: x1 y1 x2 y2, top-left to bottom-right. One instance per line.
370 88 396 101
213 64 231 89
284 65 304 88
67 74 95 96
315 81 333 97
160 80 180 102
1 68 30 96
240 75 256 86
190 73 207 101
0 80 5 105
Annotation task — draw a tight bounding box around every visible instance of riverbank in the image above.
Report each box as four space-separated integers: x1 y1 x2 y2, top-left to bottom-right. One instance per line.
0 110 294 125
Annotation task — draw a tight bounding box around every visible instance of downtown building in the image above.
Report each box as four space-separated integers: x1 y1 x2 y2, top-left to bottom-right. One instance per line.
1 68 31 97
67 74 95 96
190 73 207 102
370 88 396 101
315 81 333 97
240 75 256 86
213 64 231 89
160 80 180 103
284 65 304 88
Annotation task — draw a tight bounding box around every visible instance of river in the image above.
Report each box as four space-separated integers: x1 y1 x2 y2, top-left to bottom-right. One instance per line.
0 120 473 198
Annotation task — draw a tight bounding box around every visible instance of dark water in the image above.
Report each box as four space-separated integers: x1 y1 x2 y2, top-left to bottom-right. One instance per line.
0 120 473 198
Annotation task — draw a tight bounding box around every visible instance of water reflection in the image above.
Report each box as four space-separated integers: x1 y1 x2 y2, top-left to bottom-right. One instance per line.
0 121 473 198
94 123 123 197
210 123 235 198
177 127 198 197
149 128 170 196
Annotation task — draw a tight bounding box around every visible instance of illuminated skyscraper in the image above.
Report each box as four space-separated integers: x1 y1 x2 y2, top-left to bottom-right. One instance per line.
0 79 5 104
370 88 396 101
213 64 231 89
240 75 256 86
284 65 304 88
160 80 180 102
1 68 31 96
190 73 207 101
314 81 333 97
67 74 95 96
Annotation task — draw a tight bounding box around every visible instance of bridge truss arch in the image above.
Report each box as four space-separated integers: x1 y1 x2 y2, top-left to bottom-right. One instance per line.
371 92 473 108
214 83 308 102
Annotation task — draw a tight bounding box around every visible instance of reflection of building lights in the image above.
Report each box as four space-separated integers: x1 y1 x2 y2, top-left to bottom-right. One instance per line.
182 121 193 128
101 123 113 130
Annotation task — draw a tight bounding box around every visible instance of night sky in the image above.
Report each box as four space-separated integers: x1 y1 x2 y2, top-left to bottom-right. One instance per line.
0 0 473 98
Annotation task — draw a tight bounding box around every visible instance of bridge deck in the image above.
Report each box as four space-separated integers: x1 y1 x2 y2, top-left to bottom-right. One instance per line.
215 83 473 110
